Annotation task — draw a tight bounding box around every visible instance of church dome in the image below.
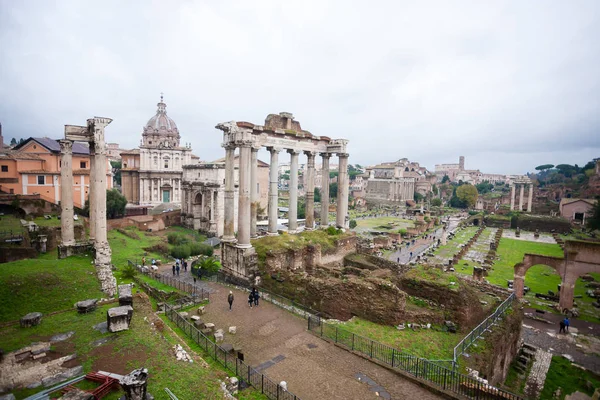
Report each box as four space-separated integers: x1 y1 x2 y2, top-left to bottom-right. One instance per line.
144 95 179 135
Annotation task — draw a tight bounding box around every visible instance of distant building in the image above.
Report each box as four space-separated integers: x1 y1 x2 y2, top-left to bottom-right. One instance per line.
106 143 123 161
559 198 597 225
120 96 196 206
0 137 112 208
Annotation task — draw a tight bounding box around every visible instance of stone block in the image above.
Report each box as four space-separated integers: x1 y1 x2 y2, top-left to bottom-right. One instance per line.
20 312 42 328
201 328 213 336
229 326 237 334
118 284 133 306
191 315 200 321
75 299 98 313
198 306 206 315
205 323 215 332
194 319 205 329
179 312 189 319
107 306 133 333
58 388 94 400
214 330 224 343
42 366 83 387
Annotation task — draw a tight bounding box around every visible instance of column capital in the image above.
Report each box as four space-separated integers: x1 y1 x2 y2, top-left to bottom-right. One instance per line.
59 140 73 154
304 150 317 158
337 152 349 158
251 145 261 152
287 148 300 155
222 143 237 150
267 146 283 154
320 152 331 159
237 140 253 148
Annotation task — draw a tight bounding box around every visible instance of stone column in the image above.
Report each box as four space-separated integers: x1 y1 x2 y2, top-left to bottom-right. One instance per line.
336 153 349 228
320 153 330 227
210 189 215 223
268 147 280 235
527 184 533 212
92 143 108 245
510 185 515 211
305 151 316 230
237 143 252 248
59 140 75 246
223 144 236 241
288 149 299 232
88 149 96 243
250 147 259 238
519 184 524 211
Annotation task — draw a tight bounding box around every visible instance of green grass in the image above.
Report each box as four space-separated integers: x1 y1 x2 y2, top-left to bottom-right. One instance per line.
403 264 460 290
108 227 165 269
540 356 600 399
0 253 105 322
252 229 352 263
334 317 460 359
0 214 26 232
354 216 414 232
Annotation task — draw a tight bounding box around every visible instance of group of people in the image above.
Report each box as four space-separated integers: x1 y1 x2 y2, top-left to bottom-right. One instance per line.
172 258 188 276
226 287 260 310
559 316 570 334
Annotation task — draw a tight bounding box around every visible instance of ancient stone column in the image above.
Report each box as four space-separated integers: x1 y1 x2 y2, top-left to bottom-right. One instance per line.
92 142 108 245
59 140 75 246
250 147 259 238
288 149 299 232
305 151 316 230
336 153 349 228
89 151 96 243
237 143 252 248
527 184 533 212
519 184 524 211
510 184 515 211
223 144 236 241
320 153 330 227
268 147 280 235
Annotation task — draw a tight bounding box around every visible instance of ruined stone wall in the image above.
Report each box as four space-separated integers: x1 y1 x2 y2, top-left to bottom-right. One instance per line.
344 253 411 274
320 235 357 265
0 247 38 263
463 303 523 386
511 214 571 233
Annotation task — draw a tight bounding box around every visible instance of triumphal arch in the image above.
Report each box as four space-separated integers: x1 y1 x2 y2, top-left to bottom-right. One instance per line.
216 112 349 282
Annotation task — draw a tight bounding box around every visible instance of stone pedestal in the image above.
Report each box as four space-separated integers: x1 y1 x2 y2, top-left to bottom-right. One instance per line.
119 284 133 306
95 242 117 297
76 299 98 313
107 305 133 332
20 312 42 327
119 368 151 400
220 242 257 282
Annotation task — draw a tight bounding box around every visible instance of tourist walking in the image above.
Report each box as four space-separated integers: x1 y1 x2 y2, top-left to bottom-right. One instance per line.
172 264 176 275
228 291 234 311
183 260 188 272
559 320 566 334
142 256 146 266
253 288 260 306
563 317 570 333
248 292 254 308
176 263 180 276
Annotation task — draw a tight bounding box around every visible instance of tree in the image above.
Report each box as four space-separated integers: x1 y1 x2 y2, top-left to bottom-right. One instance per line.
456 184 478 209
197 256 221 275
475 181 494 194
414 192 424 203
111 161 122 186
10 138 17 146
106 189 127 219
587 199 600 231
441 175 450 183
349 219 357 229
555 164 577 178
535 164 554 172
431 198 442 207
329 182 338 199
329 171 338 179
314 187 322 203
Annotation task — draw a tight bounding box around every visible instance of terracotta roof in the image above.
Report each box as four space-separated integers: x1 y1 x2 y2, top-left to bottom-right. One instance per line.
20 170 59 175
14 137 91 155
559 198 597 206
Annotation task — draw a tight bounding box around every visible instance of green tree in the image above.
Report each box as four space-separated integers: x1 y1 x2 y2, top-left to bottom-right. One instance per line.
349 219 357 229
197 256 221 275
414 192 424 202
475 181 494 194
329 182 338 199
431 198 442 207
555 164 577 178
587 199 600 230
106 189 127 219
111 161 122 186
441 175 450 183
329 171 339 179
535 164 554 172
456 184 478 209
10 138 17 146
314 187 322 203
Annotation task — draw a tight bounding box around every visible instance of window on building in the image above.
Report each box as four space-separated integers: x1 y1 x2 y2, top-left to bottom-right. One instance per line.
1 165 8 172
80 161 87 168
164 158 169 169
9 189 14 194
37 176 45 185
154 157 158 166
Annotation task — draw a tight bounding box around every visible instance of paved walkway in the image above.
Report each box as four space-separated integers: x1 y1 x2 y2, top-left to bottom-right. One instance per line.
524 348 552 399
166 270 442 400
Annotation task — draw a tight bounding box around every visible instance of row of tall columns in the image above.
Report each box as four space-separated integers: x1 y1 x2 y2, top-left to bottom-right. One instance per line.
223 145 349 246
509 183 533 212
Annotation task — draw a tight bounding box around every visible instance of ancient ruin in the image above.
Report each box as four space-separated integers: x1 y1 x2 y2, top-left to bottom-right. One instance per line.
215 113 349 281
514 240 600 310
59 117 117 296
509 177 533 212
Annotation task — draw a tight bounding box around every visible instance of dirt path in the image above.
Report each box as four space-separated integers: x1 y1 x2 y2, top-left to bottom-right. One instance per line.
186 279 442 400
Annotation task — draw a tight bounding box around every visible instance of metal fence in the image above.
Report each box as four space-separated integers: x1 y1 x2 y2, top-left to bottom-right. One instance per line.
131 260 211 301
308 317 523 400
453 292 517 363
164 302 301 400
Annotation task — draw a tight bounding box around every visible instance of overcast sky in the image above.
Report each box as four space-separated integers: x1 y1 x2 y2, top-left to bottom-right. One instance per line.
1 1 598 174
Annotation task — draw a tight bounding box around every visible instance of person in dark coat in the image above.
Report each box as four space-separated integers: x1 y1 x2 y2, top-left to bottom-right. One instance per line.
176 264 180 276
559 320 566 334
253 288 260 306
228 291 234 311
172 264 176 275
248 292 254 308
563 317 570 333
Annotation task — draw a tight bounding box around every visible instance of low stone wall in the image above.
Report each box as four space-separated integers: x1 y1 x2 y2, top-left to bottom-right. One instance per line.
344 253 411 274
463 303 523 386
483 216 511 228
58 242 93 259
0 247 38 263
511 214 571 233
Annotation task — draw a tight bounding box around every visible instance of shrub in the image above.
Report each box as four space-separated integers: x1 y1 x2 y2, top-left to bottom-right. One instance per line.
171 244 191 259
120 264 138 280
189 242 214 257
167 233 188 246
326 226 341 235
398 228 408 237
349 219 357 229
143 242 169 255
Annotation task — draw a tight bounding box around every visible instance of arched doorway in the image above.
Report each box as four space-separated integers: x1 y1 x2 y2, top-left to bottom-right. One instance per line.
193 192 203 217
